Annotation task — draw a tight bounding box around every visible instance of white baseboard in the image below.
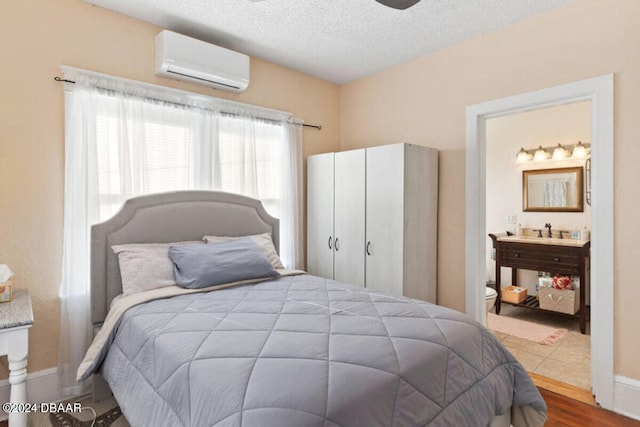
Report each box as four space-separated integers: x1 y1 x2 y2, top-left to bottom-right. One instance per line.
614 375 640 421
0 367 62 422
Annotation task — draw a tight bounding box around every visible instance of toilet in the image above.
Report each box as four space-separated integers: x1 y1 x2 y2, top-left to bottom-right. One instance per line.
485 286 498 314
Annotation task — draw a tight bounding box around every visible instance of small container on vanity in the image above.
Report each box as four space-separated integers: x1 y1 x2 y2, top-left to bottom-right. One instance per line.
0 278 12 303
0 264 14 303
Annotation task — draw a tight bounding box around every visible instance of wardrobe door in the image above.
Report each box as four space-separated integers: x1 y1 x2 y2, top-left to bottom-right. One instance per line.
307 153 335 279
333 149 366 286
365 144 405 295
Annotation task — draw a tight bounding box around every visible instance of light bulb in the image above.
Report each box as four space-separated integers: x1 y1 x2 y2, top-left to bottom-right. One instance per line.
552 143 568 160
516 147 531 163
533 146 550 161
572 141 588 159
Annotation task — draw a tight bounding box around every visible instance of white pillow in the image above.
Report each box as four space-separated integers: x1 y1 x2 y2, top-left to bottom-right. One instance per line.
202 233 284 269
112 241 203 295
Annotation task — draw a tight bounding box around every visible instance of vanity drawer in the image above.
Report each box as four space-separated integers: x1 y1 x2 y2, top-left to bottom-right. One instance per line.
499 243 581 274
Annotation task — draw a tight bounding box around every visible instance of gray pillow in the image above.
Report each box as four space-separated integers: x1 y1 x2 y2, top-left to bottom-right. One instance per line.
202 233 284 269
168 237 280 289
112 241 203 295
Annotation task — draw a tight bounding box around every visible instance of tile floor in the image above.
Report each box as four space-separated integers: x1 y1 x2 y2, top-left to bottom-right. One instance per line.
490 303 591 390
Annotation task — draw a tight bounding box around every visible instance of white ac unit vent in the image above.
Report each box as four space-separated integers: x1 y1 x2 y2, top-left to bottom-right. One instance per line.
154 30 250 93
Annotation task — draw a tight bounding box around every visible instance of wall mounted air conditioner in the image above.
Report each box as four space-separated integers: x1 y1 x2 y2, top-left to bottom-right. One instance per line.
155 30 250 93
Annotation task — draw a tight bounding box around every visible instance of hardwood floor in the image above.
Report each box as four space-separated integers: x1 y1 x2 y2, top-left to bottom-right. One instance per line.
529 372 597 406
540 387 640 426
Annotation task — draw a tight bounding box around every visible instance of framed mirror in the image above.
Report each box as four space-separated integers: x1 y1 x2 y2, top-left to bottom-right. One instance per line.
523 167 584 212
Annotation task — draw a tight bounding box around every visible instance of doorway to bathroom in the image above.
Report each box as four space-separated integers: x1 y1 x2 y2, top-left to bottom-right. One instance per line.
484 101 592 393
464 75 614 409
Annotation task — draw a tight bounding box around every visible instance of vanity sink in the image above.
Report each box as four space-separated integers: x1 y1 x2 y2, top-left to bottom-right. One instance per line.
497 235 588 247
489 231 591 334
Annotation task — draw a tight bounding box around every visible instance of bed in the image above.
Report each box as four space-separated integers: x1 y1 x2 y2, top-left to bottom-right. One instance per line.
78 190 546 427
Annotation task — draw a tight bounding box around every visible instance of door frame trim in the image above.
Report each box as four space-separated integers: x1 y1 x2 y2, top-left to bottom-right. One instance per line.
464 74 614 408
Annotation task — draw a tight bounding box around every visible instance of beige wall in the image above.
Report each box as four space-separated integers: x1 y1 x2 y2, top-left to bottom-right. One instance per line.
341 0 640 379
0 0 340 378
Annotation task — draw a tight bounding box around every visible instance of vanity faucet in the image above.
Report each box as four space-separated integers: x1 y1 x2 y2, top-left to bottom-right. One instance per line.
544 223 552 238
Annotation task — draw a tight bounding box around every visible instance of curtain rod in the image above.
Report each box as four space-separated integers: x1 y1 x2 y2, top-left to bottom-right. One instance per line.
54 76 322 130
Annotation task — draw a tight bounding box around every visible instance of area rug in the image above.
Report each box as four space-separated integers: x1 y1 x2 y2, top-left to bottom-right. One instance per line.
488 313 567 345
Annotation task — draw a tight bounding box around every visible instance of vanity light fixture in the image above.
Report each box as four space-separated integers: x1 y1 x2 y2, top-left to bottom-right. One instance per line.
516 141 590 163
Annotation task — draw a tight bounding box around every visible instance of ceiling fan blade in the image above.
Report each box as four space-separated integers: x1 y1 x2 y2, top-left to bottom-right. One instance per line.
374 0 421 10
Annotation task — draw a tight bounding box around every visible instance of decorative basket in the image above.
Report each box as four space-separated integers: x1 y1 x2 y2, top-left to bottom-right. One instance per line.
539 286 579 314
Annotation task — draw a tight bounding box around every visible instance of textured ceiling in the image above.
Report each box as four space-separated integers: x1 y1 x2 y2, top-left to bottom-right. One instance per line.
84 0 575 84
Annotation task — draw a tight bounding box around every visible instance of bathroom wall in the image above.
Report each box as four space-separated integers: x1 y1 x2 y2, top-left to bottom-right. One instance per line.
485 101 591 294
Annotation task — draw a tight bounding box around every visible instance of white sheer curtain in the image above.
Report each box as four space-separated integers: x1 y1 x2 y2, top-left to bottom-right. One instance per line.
281 120 304 269
58 84 99 396
58 69 304 394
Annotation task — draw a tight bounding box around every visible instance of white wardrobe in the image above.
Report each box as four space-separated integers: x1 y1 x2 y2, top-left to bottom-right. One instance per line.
307 143 438 303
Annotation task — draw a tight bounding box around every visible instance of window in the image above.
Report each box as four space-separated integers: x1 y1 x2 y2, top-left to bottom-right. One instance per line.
92 94 287 221
59 70 302 395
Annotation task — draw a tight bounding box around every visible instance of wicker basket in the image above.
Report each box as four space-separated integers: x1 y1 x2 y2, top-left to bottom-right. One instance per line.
539 287 579 314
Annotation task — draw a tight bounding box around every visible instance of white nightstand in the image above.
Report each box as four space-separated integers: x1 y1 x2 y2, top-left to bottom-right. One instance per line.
0 289 33 427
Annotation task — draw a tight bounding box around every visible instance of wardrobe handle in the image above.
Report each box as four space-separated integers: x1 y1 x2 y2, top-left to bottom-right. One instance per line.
328 236 333 250
366 241 372 256
335 238 340 251
554 257 561 262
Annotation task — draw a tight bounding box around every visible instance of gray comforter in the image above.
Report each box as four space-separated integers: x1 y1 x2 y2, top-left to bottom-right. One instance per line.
85 274 546 426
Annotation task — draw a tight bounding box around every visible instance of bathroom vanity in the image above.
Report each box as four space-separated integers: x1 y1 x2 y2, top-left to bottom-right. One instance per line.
489 233 590 334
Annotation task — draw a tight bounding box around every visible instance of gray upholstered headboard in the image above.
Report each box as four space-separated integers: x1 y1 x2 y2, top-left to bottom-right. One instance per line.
90 191 279 325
